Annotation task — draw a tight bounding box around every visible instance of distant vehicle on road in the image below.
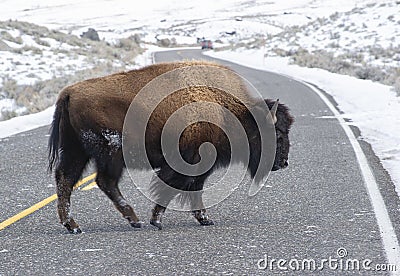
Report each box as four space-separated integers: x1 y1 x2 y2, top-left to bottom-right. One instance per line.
201 39 213 49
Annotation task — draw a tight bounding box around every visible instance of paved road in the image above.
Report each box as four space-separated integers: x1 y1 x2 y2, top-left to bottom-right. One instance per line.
0 49 399 275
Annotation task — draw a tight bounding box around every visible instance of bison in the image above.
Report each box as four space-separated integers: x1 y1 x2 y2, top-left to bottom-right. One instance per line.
48 60 294 233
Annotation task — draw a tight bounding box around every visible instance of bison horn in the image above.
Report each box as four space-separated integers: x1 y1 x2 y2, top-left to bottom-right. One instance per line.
270 99 279 124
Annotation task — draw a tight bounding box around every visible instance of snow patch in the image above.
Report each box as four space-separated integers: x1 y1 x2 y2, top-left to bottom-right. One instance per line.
102 129 122 152
80 129 99 145
0 105 54 139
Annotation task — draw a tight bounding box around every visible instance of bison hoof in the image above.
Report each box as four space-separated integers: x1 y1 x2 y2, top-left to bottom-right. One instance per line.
64 221 82 234
150 219 163 230
68 227 82 234
199 219 214 226
130 221 144 228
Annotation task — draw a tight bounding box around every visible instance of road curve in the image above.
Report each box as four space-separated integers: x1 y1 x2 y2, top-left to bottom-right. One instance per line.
0 49 399 275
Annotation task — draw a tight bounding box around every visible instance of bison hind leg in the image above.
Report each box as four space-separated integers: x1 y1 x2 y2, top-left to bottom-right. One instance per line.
95 156 143 229
55 149 89 234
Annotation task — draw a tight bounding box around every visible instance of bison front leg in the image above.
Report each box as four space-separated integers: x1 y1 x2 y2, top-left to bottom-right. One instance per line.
190 193 214 226
148 172 179 230
150 204 167 230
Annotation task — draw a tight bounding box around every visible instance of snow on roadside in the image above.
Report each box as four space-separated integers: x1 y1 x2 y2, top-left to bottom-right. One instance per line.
0 98 26 117
0 105 54 139
205 49 400 195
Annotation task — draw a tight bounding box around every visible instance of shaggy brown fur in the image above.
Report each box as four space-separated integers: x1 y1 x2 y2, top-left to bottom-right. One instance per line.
48 60 294 233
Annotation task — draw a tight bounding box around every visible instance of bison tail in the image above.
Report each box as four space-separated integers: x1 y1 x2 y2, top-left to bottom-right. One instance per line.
48 93 70 172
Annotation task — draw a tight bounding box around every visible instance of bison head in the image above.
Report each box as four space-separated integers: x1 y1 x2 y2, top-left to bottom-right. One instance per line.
266 99 294 171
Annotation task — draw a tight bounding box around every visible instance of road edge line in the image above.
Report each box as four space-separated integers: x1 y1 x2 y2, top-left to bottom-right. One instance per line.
301 81 400 274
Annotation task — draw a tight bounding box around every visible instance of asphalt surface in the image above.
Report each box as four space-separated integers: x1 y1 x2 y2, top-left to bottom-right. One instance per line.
0 49 399 275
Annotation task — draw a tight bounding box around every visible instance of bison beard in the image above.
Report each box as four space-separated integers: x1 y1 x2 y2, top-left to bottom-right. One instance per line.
48 60 294 233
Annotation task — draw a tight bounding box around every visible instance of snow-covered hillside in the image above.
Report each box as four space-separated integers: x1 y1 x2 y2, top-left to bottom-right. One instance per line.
0 1 398 120
0 20 144 119
0 0 380 40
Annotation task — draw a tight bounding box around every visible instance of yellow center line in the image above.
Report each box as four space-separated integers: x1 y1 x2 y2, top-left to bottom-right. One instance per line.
73 173 97 190
80 181 98 191
0 173 97 231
